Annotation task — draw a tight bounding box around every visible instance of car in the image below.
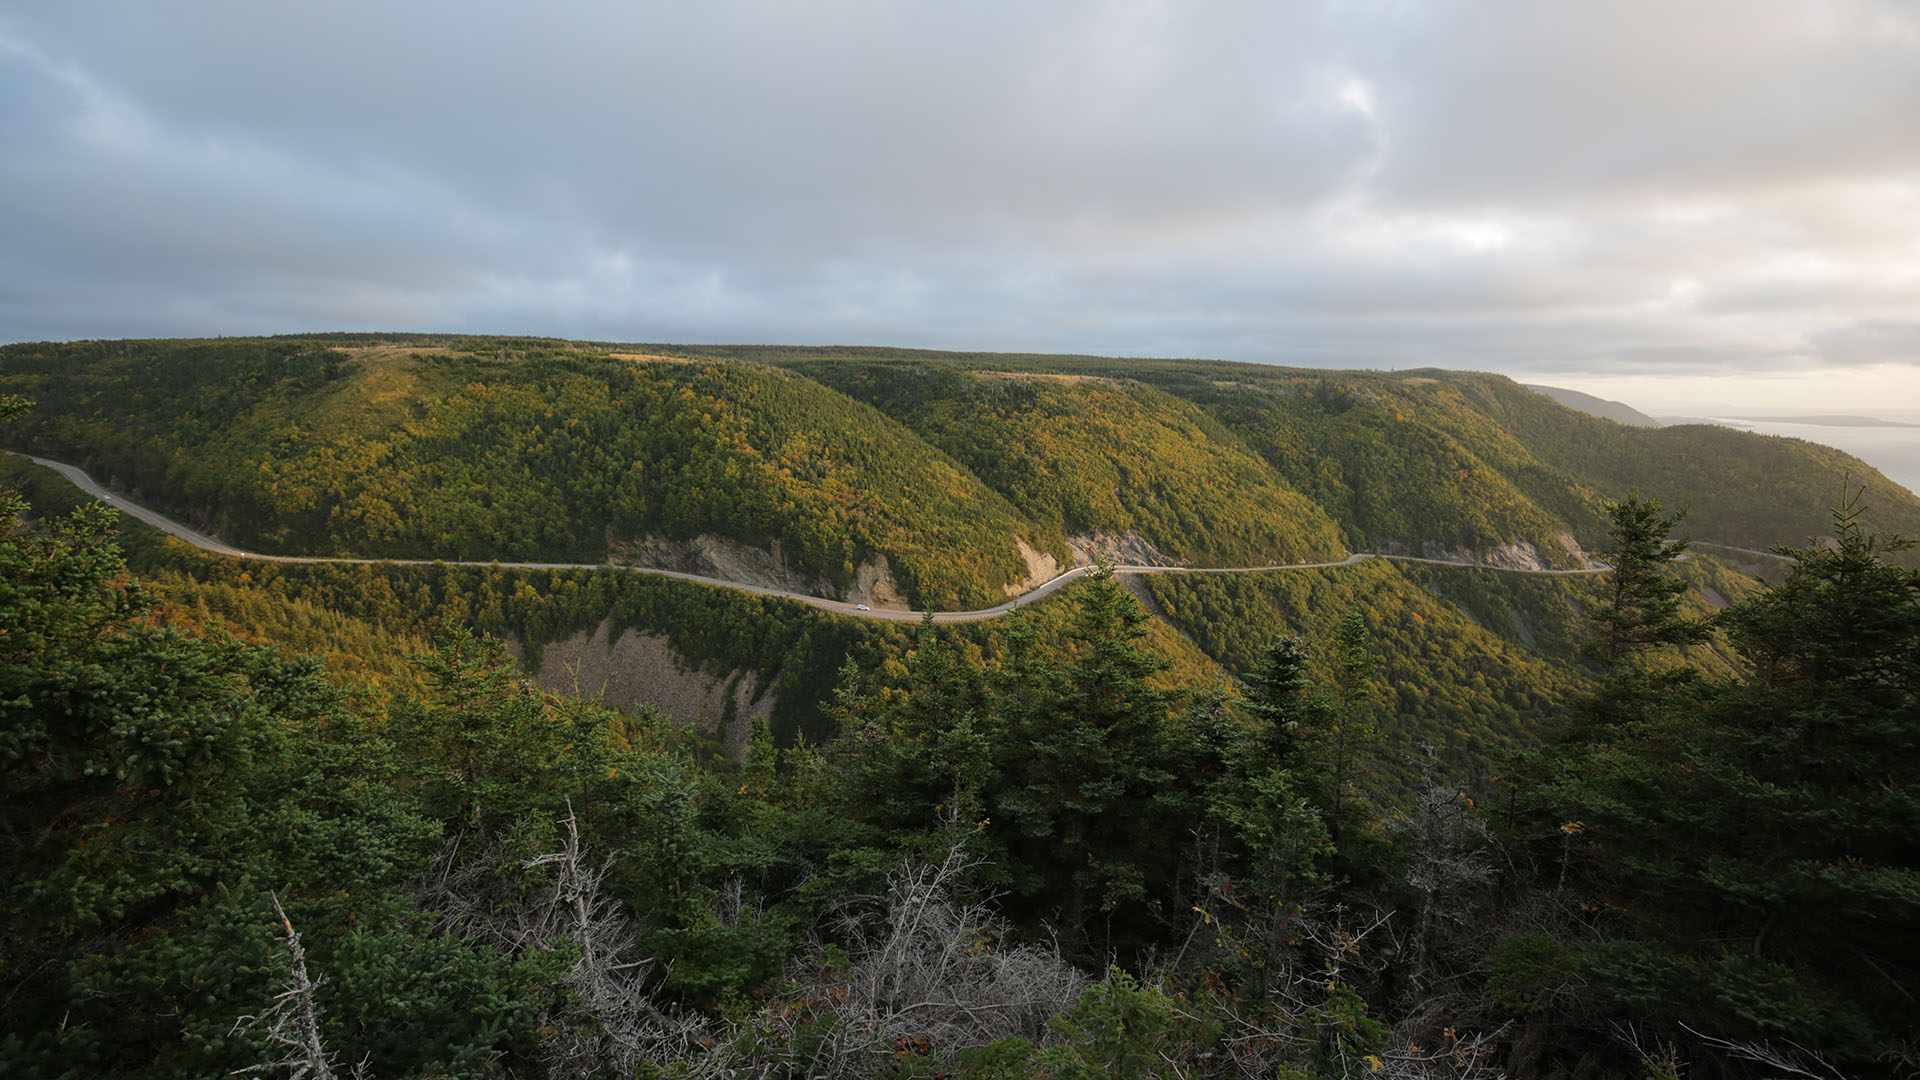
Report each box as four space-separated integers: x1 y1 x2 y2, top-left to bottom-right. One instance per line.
855 603 870 611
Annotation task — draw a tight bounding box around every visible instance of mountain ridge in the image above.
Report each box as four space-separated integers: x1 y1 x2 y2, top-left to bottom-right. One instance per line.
4 337 1916 605
1522 382 1664 427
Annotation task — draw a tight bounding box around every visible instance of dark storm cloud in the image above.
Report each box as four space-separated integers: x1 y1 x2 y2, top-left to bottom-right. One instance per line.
1 1 1916 396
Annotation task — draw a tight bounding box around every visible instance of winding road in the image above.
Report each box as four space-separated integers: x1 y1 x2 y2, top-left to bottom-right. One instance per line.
20 454 1611 624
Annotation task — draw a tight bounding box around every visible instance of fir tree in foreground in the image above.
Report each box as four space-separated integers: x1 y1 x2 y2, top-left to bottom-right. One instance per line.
1496 488 1920 1077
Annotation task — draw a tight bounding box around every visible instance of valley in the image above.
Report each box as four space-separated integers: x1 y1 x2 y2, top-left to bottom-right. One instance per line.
6 334 1909 772
21 451 1611 622
3 337 1916 1079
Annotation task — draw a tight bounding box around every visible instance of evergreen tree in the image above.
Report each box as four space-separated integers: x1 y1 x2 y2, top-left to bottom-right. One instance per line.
0 399 526 1077
392 627 555 832
1320 606 1381 846
999 566 1185 954
1200 662 1333 999
1589 491 1708 668
1522 493 1920 1073
1240 633 1322 767
1236 612 1380 858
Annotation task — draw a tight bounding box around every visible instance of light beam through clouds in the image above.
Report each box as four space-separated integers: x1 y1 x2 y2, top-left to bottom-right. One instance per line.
1 0 1917 413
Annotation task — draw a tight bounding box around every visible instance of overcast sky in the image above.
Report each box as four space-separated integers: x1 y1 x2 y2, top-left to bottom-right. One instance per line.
3 1 1917 409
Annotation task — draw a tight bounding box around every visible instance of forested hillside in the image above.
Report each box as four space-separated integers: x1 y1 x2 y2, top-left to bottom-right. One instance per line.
8 331 1913 788
0 452 1217 752
1423 372 1920 556
1142 553 1758 793
0 448 1748 801
787 360 1347 566
7 336 1916 617
0 339 1043 609
5 383 1914 1077
9 333 1913 777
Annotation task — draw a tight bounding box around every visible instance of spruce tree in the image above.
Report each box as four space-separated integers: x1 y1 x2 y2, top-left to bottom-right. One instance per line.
999 565 1182 955
1589 491 1708 668
1240 633 1321 767
1525 492 1920 1072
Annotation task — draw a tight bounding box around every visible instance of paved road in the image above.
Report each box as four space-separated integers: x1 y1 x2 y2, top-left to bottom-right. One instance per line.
19 453 1611 623
1690 539 1794 562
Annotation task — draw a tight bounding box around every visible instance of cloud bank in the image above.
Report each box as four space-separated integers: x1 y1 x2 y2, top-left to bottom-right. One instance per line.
2 1 1916 399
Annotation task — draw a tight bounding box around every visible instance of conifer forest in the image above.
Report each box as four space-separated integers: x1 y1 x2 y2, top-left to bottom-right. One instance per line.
2 339 1916 1078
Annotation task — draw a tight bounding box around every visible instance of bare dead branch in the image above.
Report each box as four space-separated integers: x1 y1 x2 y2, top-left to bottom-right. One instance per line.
758 815 1090 1078
230 891 341 1080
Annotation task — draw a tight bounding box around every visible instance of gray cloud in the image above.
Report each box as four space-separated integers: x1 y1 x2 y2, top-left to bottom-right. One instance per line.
1 0 1917 399
1809 320 1920 366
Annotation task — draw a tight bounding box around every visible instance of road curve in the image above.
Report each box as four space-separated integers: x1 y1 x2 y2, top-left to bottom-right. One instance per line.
18 453 1610 624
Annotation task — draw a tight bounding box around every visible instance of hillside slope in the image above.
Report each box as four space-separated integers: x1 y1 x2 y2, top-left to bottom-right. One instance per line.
1523 383 1663 427
0 438 1764 792
7 335 1917 616
0 340 1050 609
787 359 1348 567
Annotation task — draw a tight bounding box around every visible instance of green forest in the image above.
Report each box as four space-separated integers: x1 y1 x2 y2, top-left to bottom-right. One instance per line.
5 337 1916 621
3 337 1919 1077
790 361 1347 567
5 387 1918 1078
0 340 1041 609
0 451 1726 794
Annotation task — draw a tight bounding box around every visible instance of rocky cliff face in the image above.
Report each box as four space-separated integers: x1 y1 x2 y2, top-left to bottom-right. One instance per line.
1379 531 1595 571
1008 537 1062 594
518 617 772 760
1068 530 1174 567
615 533 910 609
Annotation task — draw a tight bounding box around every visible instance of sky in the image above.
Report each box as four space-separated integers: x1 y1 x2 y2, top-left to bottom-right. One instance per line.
3 1 1918 412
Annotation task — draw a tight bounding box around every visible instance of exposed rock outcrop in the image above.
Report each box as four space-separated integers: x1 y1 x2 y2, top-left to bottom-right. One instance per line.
522 618 773 761
1008 537 1062 594
847 555 908 609
1379 532 1596 571
1068 530 1173 567
612 532 909 609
